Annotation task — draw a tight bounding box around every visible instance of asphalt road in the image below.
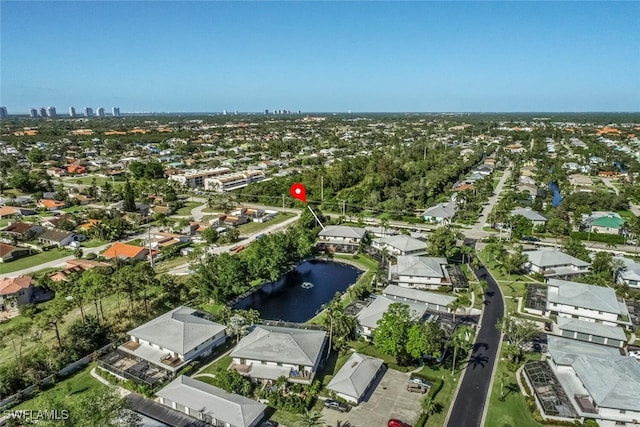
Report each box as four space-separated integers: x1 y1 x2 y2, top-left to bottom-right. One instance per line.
446 240 504 427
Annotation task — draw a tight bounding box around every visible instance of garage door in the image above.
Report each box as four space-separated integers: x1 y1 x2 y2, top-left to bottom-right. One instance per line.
561 330 574 338
576 332 589 341
591 335 605 344
175 403 186 414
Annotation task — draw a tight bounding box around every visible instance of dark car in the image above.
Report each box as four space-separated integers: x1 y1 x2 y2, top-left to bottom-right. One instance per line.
388 419 412 427
406 383 427 393
323 399 349 413
521 236 540 242
260 421 278 427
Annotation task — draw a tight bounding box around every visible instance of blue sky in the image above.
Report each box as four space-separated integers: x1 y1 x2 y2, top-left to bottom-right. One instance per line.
1 1 639 113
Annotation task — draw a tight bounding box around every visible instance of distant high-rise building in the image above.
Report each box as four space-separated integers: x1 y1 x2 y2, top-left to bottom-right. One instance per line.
223 109 227 115
29 108 37 118
39 107 47 118
0 107 7 119
265 109 269 115
234 110 238 115
112 107 120 116
96 107 105 117
69 106 76 117
84 107 93 117
47 106 56 118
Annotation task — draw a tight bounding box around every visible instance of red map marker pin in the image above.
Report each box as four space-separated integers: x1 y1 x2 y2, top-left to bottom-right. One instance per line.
290 183 307 203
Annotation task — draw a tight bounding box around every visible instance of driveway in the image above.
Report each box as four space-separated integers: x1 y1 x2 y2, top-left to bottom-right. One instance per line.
321 368 423 427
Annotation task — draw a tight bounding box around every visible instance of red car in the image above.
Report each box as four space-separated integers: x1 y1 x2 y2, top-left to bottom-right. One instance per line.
388 420 412 427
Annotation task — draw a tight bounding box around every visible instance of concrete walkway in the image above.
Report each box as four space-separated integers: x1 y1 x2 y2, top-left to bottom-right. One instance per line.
90 367 131 397
515 365 529 397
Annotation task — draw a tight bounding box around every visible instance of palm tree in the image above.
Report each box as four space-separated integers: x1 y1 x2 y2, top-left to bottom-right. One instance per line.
421 396 439 418
296 409 325 427
449 325 474 374
447 299 463 322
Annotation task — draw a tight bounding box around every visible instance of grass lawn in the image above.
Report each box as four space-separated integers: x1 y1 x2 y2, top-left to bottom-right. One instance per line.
418 365 461 427
63 175 111 186
237 212 295 235
12 363 106 411
333 253 378 271
81 239 109 248
154 256 189 273
176 201 202 216
483 350 560 427
476 250 533 284
198 355 233 376
199 302 227 316
0 249 72 274
270 409 301 427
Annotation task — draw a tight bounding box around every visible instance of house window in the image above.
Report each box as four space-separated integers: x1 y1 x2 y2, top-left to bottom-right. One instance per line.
619 410 626 414
598 311 603 315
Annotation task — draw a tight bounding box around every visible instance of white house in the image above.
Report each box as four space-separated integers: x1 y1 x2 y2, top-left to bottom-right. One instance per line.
556 317 626 348
388 256 449 290
356 295 427 340
526 249 590 279
422 201 456 225
230 325 326 384
316 225 367 254
326 353 385 404
372 235 426 257
117 306 227 372
545 279 630 327
510 207 548 227
157 375 267 427
535 336 640 426
617 257 640 289
382 284 456 313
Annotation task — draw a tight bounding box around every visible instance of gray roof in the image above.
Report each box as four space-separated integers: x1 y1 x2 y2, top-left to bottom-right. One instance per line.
156 376 266 427
383 284 456 307
356 296 427 329
319 225 366 239
526 250 590 268
128 306 226 355
511 207 547 222
556 317 626 342
618 258 640 283
392 256 446 278
231 325 326 366
422 202 456 219
374 235 425 253
548 336 640 412
38 229 74 242
547 279 623 314
327 352 384 400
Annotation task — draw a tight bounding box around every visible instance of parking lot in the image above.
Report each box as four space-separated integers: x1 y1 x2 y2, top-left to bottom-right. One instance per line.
321 368 423 427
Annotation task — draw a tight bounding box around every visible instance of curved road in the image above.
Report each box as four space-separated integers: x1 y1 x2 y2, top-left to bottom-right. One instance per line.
446 239 504 427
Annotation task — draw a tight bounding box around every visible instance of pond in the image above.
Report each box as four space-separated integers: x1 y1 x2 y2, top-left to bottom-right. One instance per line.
233 260 361 323
548 182 563 207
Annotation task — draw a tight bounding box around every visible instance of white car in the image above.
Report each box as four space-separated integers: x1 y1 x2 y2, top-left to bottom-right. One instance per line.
629 350 640 360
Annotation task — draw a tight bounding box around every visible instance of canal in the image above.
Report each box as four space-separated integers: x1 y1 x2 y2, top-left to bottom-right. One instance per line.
233 260 361 323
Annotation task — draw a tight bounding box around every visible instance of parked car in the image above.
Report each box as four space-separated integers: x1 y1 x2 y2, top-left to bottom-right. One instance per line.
260 421 278 427
388 419 412 427
629 350 640 360
409 376 433 389
323 399 349 413
406 383 428 393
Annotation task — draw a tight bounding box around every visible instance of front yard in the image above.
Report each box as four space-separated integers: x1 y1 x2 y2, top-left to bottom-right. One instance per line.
0 248 73 274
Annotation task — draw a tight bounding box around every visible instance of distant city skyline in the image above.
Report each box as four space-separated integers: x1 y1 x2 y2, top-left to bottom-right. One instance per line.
1 2 639 113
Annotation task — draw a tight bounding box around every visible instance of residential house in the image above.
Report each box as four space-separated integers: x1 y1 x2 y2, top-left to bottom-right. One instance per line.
316 225 367 254
568 174 594 191
422 201 456 225
116 306 227 373
372 235 426 257
617 257 640 289
0 243 31 263
556 317 626 348
42 215 76 230
382 284 456 314
528 336 640 425
2 222 43 241
326 353 385 404
364 226 400 239
102 242 150 261
525 249 590 279
112 201 150 216
49 259 110 282
145 232 191 250
38 199 67 211
46 167 68 178
545 278 630 327
38 229 78 248
388 256 449 290
0 206 36 218
585 212 625 235
0 275 34 312
156 376 267 427
230 325 327 384
356 295 427 339
66 164 87 175
510 208 548 228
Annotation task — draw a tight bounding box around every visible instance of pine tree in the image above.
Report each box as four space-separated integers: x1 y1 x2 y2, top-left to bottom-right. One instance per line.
122 179 136 212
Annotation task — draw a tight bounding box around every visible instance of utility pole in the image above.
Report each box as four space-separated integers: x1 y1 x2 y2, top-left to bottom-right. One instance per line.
282 194 285 213
148 226 154 269
307 205 325 230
